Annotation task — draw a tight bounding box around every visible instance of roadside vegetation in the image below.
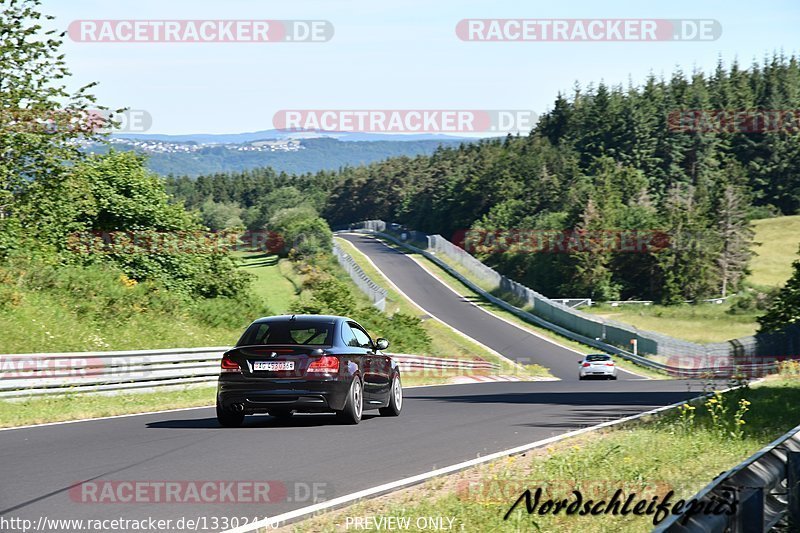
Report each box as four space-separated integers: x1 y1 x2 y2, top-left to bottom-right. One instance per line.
583 302 760 344
235 252 297 315
288 372 800 533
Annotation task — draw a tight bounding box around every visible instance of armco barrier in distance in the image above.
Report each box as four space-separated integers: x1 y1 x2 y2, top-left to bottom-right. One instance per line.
341 221 798 377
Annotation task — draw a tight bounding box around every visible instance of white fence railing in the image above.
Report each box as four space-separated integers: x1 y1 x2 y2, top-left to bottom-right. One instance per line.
0 348 499 398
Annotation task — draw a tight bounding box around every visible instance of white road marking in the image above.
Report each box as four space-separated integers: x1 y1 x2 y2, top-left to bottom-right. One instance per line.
222 390 711 533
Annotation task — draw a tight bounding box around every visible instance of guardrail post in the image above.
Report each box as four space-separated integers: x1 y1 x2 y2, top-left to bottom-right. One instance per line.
735 487 763 533
789 452 800 530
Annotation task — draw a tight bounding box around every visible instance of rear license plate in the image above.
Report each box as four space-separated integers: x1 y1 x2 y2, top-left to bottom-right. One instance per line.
253 361 295 371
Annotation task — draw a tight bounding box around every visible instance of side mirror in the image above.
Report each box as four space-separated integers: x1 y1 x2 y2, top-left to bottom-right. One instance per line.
376 338 390 351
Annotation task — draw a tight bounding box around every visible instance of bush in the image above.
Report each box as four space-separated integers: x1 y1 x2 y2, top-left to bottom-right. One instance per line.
726 288 778 314
0 217 23 259
0 255 271 352
268 207 333 258
190 296 271 329
14 151 255 299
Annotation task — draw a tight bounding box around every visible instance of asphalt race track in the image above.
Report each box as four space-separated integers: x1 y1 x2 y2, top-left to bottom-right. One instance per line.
0 233 710 530
339 233 632 381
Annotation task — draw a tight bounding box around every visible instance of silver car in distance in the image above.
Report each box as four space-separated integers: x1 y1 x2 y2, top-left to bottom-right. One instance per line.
578 353 618 380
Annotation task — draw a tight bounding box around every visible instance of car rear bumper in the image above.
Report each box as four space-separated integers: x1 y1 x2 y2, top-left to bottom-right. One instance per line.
217 374 352 413
580 368 617 378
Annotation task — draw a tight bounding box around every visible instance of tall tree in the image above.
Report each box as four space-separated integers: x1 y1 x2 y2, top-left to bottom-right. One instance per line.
0 0 104 219
759 246 800 332
714 184 754 296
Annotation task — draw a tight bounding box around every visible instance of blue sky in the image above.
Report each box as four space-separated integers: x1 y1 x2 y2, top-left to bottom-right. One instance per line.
46 0 800 135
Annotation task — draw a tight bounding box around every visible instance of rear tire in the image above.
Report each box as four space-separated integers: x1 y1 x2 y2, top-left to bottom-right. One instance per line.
611 375 618 380
216 401 244 427
379 375 402 417
336 378 363 425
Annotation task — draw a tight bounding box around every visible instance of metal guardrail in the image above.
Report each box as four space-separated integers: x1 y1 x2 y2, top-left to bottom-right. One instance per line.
333 241 388 311
342 228 783 379
654 422 800 532
347 221 800 366
0 348 499 398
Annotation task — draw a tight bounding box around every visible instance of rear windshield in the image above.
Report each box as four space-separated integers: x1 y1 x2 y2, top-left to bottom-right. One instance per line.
586 354 611 362
237 321 334 346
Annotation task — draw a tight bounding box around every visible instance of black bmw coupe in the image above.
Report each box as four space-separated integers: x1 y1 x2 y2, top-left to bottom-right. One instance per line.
216 314 402 426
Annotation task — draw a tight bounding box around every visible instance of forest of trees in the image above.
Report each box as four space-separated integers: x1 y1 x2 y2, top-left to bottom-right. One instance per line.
168 55 800 305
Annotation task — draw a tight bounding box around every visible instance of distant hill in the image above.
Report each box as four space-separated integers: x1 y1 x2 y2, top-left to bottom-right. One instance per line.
113 130 473 144
91 136 472 177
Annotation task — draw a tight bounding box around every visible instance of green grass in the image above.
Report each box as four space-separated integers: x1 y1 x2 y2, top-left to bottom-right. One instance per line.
335 237 552 380
0 286 245 353
584 303 760 344
289 377 800 533
235 252 298 314
0 386 217 428
0 252 302 354
750 215 800 287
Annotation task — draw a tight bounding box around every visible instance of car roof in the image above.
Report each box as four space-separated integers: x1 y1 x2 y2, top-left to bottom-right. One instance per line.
251 314 349 325
584 353 612 357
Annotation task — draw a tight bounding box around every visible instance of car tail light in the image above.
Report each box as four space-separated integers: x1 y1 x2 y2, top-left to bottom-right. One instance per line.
606 362 615 366
220 354 241 373
582 362 591 367
307 356 339 373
